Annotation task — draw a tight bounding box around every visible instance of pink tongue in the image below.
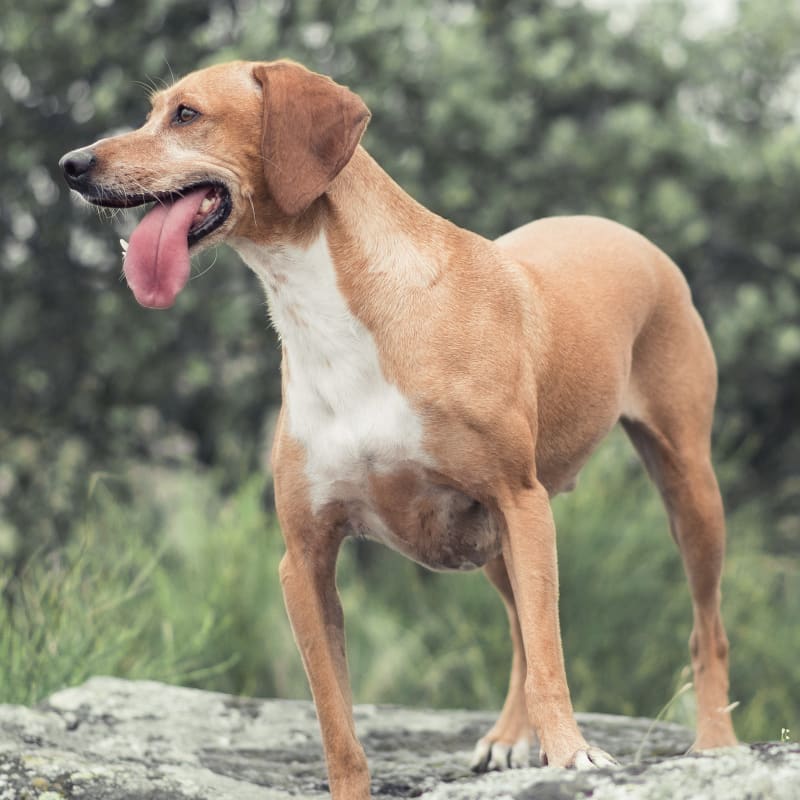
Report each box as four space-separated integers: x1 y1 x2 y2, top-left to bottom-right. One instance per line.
123 188 208 308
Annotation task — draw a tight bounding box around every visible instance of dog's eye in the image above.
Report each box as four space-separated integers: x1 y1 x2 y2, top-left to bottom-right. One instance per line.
175 105 200 125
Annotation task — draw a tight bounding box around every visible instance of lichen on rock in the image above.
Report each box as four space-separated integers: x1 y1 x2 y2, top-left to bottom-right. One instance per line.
0 678 797 799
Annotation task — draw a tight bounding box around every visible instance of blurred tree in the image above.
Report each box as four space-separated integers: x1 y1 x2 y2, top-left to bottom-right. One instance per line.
0 0 797 564
0 0 283 560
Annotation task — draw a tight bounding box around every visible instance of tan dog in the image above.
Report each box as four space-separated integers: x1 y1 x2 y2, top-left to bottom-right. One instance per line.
60 60 738 798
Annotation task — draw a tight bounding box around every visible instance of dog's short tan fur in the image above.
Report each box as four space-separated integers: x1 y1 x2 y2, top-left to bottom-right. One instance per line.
61 60 737 799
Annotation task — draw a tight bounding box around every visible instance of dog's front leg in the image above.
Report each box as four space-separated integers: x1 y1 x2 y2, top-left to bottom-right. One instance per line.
499 483 617 769
279 537 370 799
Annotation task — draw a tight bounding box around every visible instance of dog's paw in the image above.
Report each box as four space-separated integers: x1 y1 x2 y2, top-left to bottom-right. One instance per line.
541 745 619 770
470 736 531 772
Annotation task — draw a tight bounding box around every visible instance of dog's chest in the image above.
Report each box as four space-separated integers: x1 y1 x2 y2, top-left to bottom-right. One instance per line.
284 333 426 511
237 233 502 571
238 235 429 510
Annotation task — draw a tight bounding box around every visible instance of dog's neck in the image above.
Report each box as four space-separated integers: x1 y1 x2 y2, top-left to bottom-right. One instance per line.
233 147 458 338
324 147 451 287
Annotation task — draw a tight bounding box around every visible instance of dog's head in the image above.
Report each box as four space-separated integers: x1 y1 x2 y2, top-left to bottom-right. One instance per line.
59 60 370 308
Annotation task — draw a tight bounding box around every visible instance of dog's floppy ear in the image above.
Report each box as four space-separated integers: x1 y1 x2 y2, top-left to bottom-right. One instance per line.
253 61 370 217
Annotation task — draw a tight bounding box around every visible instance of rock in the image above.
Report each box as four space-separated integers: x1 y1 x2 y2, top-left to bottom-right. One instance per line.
0 677 795 799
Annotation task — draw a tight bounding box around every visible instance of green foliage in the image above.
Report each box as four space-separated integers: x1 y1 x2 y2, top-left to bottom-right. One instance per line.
0 474 298 705
0 478 225 705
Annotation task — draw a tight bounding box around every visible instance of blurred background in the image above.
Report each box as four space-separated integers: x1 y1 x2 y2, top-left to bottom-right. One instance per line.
0 0 797 745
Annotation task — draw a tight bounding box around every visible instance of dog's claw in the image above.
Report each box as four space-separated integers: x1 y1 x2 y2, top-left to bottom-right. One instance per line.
487 742 513 771
470 737 531 772
470 739 492 772
571 747 619 770
509 738 531 768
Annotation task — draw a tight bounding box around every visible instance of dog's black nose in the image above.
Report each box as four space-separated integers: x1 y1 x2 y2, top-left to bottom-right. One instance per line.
59 148 96 187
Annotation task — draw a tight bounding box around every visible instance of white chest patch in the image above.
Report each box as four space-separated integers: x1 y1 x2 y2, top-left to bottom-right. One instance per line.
235 233 429 511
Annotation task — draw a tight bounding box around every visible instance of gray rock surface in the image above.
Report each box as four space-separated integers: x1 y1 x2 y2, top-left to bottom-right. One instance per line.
0 677 796 799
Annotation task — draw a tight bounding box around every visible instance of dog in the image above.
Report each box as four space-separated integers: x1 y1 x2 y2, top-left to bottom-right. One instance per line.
60 59 738 799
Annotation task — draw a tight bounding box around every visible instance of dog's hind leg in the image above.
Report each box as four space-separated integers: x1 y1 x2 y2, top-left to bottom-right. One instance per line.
621 414 738 749
622 293 738 750
471 554 534 771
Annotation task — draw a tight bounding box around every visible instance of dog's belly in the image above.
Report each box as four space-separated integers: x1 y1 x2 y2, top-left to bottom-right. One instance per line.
296 395 503 570
341 466 503 571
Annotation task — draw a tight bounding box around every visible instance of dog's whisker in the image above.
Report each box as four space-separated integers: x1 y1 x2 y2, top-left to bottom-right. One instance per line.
133 78 156 98
138 73 169 100
191 248 219 280
246 192 258 227
163 58 176 88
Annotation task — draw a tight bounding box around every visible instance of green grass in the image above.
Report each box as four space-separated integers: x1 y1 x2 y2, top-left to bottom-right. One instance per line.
1 432 797 744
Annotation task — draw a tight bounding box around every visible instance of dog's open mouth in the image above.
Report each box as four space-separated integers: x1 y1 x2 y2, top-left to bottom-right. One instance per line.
88 182 232 247
183 183 232 246
89 183 231 309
